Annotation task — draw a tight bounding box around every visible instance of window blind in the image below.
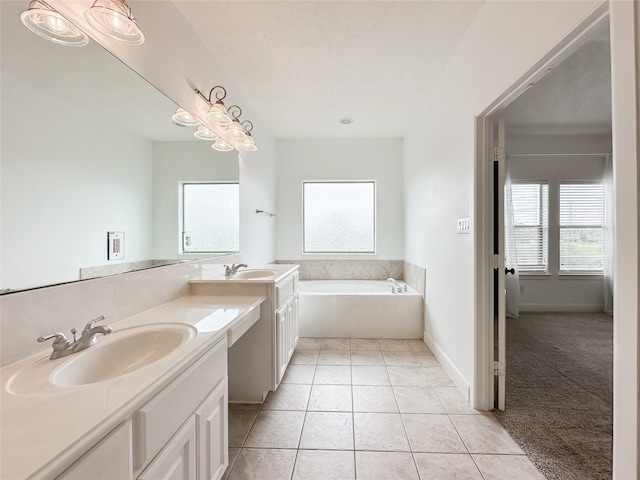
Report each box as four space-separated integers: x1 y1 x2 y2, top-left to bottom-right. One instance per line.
510 183 549 273
559 183 604 273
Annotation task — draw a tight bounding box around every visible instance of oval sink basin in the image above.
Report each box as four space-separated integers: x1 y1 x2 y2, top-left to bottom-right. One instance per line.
6 323 196 395
232 269 278 279
53 324 196 386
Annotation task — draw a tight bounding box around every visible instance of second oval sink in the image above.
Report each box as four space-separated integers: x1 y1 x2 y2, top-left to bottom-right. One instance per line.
52 324 197 387
232 269 278 279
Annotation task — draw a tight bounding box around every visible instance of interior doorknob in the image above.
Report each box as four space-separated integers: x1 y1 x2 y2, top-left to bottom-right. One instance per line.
505 267 515 275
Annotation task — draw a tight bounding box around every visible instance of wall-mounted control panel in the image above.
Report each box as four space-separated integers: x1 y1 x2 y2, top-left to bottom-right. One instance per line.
457 217 471 234
107 231 124 260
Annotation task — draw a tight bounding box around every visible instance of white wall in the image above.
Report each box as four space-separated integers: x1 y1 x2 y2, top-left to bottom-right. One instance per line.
1 76 153 291
403 0 603 398
276 139 404 260
152 141 238 259
509 152 606 311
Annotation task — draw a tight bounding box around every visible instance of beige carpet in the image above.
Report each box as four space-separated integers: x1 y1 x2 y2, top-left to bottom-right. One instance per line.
493 312 613 480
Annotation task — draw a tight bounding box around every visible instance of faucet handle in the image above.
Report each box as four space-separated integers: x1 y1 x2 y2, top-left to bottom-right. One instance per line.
37 332 70 350
83 315 106 334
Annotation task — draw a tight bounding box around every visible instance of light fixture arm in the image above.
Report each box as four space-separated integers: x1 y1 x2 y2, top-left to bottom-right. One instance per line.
195 86 227 104
241 121 254 133
227 105 242 120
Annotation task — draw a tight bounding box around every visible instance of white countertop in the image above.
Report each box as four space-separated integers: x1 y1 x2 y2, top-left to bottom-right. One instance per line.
191 263 299 284
0 294 265 480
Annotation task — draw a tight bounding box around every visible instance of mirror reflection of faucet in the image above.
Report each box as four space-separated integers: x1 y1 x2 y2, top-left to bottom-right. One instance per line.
37 315 112 360
224 263 248 277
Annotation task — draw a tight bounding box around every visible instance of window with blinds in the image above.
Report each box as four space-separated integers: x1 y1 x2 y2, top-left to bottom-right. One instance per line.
559 183 605 273
510 183 549 273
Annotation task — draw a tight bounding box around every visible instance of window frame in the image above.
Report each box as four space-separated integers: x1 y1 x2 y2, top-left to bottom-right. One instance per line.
180 181 240 254
558 181 605 274
302 180 377 255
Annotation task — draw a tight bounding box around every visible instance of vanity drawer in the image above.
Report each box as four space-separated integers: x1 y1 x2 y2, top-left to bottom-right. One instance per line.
133 337 227 471
276 276 295 309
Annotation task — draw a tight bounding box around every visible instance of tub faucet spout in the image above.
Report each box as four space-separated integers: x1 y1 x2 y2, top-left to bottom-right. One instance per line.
387 278 401 293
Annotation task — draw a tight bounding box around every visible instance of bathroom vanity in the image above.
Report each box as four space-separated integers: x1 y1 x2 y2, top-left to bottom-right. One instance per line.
0 263 300 480
191 264 300 400
1 295 264 480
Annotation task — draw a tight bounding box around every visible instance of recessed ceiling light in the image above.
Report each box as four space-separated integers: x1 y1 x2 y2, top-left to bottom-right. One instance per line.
339 117 354 125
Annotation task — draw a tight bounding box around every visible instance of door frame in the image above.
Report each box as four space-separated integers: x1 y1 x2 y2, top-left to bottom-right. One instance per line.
472 4 610 411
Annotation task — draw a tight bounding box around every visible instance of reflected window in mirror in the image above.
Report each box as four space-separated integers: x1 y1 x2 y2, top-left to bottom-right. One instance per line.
181 183 239 253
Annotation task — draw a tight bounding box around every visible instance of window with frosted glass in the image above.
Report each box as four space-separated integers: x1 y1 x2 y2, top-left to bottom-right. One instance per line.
559 183 604 273
303 182 376 253
510 183 549 273
182 183 239 253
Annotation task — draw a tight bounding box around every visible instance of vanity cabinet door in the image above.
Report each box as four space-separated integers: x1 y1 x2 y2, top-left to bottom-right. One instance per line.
138 417 196 480
196 377 228 480
275 301 290 385
57 420 133 480
289 293 299 358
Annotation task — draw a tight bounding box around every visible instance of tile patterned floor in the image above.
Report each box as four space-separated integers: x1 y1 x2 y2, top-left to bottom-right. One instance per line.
223 338 545 480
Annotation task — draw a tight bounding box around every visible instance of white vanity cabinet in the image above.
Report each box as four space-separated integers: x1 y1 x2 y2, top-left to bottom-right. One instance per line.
135 336 228 480
275 272 299 385
57 420 134 480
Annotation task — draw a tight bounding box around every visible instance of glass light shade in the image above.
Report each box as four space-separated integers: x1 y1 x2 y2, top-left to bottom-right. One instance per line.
238 134 258 152
194 125 218 141
212 138 233 152
85 0 144 45
20 1 89 46
207 102 232 127
171 107 199 127
226 119 247 140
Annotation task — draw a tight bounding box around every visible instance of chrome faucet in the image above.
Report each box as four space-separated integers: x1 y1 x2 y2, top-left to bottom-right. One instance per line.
387 278 407 293
38 315 112 360
224 263 248 277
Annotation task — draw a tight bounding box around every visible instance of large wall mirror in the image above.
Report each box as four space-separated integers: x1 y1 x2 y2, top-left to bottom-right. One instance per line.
0 1 239 293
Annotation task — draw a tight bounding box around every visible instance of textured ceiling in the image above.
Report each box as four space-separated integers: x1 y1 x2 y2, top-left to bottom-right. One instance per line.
174 1 484 138
501 27 612 136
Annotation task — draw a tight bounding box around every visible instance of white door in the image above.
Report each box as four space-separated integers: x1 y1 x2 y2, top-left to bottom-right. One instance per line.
493 117 507 411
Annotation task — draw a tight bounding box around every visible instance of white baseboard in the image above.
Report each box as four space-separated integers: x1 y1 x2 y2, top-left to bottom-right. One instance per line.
519 303 604 312
423 330 470 402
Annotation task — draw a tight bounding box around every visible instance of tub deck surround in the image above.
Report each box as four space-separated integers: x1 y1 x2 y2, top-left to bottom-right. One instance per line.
0 294 265 480
299 280 424 339
276 259 403 282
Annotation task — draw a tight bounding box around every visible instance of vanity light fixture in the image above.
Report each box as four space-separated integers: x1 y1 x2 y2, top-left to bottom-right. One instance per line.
238 122 257 151
225 106 248 140
85 0 145 45
171 107 199 127
200 86 232 127
20 0 89 46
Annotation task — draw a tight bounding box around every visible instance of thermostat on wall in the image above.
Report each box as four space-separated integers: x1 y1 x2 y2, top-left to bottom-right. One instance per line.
107 231 124 260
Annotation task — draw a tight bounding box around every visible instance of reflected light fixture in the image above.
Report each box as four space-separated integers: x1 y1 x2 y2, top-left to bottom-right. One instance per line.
20 0 89 46
171 107 199 127
85 0 145 45
194 125 218 141
212 138 233 152
172 86 258 153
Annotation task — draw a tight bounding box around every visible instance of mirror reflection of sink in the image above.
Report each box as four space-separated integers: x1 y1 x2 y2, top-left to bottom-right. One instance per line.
6 323 197 395
232 269 278 279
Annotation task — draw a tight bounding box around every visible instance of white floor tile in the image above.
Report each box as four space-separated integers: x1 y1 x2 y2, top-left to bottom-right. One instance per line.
351 366 390 385
350 338 381 351
355 451 419 479
387 366 430 386
282 364 316 384
413 453 483 479
308 384 353 412
321 338 352 350
293 450 355 480
402 414 467 453
318 350 351 365
227 448 297 480
450 414 524 454
262 384 311 411
299 412 354 450
354 413 410 451
243 410 305 448
353 385 398 413
393 386 446 414
314 365 351 385
472 454 546 480
350 351 385 366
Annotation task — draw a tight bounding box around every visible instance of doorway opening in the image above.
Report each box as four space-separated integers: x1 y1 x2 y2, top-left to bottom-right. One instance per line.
474 8 613 480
